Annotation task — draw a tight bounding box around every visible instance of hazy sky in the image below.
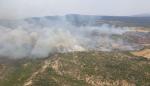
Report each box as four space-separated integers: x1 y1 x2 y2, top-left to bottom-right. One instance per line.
0 0 150 19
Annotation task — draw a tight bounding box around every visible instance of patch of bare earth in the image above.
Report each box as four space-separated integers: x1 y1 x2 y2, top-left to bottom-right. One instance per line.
131 49 150 59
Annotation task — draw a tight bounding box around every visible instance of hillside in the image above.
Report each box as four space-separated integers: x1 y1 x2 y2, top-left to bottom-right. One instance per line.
0 51 150 86
0 14 150 86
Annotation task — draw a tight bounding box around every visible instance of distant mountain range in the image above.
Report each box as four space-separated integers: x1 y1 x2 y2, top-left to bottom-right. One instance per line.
0 14 150 28
132 13 150 17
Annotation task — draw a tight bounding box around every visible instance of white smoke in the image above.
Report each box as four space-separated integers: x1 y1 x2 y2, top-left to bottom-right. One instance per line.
0 22 135 58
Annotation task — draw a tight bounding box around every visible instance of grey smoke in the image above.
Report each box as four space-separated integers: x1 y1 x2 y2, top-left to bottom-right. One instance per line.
0 17 136 58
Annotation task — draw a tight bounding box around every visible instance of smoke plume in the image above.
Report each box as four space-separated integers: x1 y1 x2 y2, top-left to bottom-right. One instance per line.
0 17 137 58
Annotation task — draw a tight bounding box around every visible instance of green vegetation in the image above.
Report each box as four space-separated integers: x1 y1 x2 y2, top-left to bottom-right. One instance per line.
0 59 42 86
0 51 150 86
